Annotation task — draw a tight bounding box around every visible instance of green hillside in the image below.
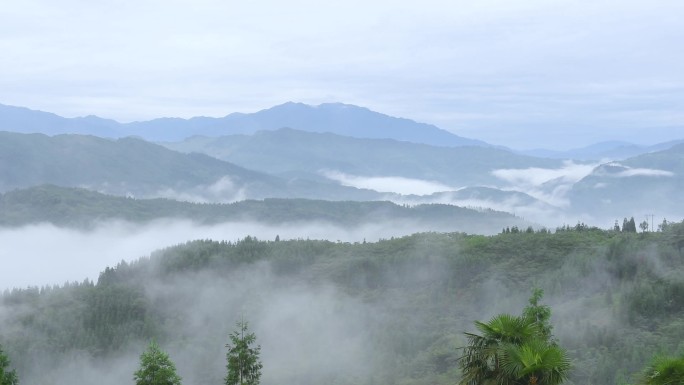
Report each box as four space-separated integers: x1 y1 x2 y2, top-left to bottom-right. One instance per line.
0 131 380 201
2 224 684 384
0 185 526 233
161 128 563 187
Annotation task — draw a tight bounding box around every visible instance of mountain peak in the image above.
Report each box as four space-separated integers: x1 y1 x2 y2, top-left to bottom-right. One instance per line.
266 101 312 111
0 101 491 147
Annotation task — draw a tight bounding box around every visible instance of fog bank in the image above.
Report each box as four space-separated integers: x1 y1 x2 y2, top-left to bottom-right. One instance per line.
0 218 473 290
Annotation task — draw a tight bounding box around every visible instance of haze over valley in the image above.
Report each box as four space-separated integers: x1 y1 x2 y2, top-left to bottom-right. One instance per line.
1 101 683 385
2 101 682 228
1 1 684 385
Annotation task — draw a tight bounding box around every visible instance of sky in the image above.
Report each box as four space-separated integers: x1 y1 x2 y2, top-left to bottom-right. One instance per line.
1 0 682 149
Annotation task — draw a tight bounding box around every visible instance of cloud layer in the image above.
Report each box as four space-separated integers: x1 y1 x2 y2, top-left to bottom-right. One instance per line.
322 170 456 195
0 218 496 290
491 161 597 207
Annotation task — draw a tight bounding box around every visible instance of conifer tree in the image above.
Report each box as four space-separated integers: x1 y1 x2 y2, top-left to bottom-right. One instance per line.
225 320 263 385
627 217 637 232
134 341 182 385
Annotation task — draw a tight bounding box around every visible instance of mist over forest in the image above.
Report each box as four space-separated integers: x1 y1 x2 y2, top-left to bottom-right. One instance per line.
4 0 684 384
1 77 683 385
3 226 684 385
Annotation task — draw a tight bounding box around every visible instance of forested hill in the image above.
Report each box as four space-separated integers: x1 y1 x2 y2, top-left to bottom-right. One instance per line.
2 225 684 384
0 185 527 233
0 131 380 201
161 128 562 187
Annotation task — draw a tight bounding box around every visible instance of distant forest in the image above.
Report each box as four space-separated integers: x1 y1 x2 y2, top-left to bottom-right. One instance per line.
0 185 526 232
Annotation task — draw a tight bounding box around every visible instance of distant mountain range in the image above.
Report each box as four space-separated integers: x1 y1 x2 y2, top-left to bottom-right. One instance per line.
0 102 488 147
1 102 683 225
568 143 684 220
522 140 684 160
2 129 682 224
2 101 682 158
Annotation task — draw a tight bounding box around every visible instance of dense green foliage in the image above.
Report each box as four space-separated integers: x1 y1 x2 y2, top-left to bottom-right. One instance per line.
459 291 570 385
134 341 182 385
1 222 684 384
0 345 18 385
0 185 526 233
225 321 262 385
635 353 684 385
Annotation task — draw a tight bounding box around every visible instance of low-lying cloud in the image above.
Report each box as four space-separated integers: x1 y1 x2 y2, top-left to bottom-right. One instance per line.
0 218 478 290
142 265 376 385
391 193 567 227
153 176 248 203
1 259 378 385
322 170 457 195
492 161 596 189
491 161 598 207
618 168 674 177
601 164 675 178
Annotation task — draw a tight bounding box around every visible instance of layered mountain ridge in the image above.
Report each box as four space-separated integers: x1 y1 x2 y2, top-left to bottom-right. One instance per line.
1 102 683 225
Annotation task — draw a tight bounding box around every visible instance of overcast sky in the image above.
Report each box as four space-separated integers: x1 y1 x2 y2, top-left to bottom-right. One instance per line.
1 0 682 149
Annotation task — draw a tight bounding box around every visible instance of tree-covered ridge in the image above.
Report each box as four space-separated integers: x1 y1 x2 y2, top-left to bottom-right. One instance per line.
0 185 527 233
2 224 684 384
0 131 380 201
161 128 563 187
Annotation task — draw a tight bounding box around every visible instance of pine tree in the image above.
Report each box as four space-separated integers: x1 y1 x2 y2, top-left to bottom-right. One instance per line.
134 341 182 385
225 320 263 385
628 217 637 232
0 344 18 385
523 288 553 341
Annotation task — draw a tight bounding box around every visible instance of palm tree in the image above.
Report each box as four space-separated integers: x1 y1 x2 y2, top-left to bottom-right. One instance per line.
500 339 571 385
636 354 684 385
459 291 571 385
459 314 536 385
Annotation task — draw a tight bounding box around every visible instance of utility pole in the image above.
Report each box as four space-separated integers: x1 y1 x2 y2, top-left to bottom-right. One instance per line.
646 214 654 232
